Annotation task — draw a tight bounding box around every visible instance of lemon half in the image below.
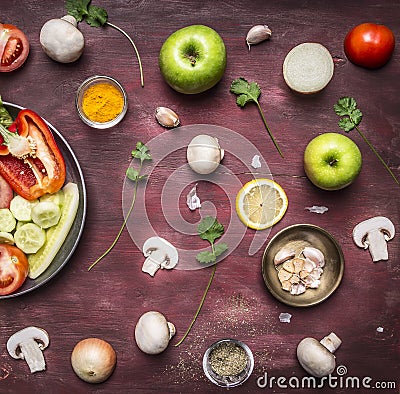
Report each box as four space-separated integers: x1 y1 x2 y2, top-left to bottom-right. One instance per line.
236 178 288 230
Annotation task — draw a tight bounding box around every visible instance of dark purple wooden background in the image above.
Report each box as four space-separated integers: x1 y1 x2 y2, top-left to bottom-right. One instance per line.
1 1 399 393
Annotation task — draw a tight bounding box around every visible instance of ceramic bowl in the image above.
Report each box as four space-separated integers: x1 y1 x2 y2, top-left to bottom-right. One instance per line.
76 75 128 129
262 224 344 307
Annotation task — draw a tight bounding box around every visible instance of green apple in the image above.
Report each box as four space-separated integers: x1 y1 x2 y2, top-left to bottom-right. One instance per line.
159 25 227 94
304 133 362 190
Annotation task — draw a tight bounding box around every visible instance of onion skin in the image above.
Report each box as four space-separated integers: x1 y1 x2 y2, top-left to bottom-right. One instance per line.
71 338 117 384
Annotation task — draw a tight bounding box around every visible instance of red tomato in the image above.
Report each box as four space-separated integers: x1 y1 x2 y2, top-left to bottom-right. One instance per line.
0 23 30 72
0 244 29 295
344 23 395 69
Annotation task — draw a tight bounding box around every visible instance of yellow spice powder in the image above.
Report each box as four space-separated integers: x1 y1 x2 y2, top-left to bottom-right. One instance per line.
82 83 124 123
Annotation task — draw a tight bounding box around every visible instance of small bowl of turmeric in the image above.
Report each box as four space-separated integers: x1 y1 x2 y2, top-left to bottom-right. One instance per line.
76 75 128 129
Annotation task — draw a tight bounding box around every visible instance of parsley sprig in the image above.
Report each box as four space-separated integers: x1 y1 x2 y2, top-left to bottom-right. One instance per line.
230 77 284 158
65 0 144 87
196 216 228 263
175 216 228 347
88 142 151 270
334 97 399 186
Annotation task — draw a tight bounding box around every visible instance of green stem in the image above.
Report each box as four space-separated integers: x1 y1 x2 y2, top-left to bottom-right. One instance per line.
88 163 142 271
256 101 284 158
106 22 144 88
355 125 399 186
174 263 217 347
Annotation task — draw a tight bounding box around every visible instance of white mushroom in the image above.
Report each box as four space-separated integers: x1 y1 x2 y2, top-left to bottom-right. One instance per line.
7 326 49 373
134 311 176 355
186 134 224 175
297 332 342 377
40 15 85 63
142 236 178 277
353 216 395 262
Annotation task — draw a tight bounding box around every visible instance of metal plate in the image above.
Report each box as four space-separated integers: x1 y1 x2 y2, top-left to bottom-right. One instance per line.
262 224 344 307
0 102 87 299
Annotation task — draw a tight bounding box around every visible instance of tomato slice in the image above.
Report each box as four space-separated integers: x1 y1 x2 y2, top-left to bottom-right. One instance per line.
0 244 29 295
0 23 29 72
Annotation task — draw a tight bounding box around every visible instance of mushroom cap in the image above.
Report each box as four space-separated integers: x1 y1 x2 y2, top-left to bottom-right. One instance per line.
134 311 175 355
142 237 179 268
353 216 395 248
40 17 84 63
296 337 336 377
7 327 49 359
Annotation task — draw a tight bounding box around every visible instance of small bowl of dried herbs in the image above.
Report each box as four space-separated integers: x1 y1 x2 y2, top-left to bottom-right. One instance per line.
202 338 254 387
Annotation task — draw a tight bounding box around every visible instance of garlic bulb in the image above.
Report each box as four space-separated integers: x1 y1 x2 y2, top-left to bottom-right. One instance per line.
187 134 224 175
135 311 176 355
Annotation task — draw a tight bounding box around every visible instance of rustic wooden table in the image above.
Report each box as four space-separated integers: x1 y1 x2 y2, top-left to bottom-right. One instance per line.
1 1 399 393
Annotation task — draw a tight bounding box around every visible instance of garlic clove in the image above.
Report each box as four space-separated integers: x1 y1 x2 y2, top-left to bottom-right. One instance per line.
278 269 292 283
282 260 295 273
274 247 296 265
246 25 272 50
155 106 180 128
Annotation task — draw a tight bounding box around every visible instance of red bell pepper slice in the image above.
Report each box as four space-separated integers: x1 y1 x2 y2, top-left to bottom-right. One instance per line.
0 109 66 200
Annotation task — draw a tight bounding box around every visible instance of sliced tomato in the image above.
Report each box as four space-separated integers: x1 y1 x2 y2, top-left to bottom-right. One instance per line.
0 244 29 295
0 173 13 208
0 23 30 72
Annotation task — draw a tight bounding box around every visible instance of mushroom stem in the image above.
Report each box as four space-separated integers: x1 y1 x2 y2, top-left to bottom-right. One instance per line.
19 340 46 373
320 332 342 353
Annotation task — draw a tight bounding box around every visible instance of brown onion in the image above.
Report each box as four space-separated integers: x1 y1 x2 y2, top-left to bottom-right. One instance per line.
71 338 116 384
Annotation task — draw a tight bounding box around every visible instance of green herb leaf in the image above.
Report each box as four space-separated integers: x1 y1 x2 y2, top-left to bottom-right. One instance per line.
196 251 216 264
126 167 140 181
214 242 228 257
197 216 224 244
88 142 151 270
86 4 108 27
230 77 260 106
334 97 399 186
0 96 13 128
132 141 152 163
338 118 355 132
65 0 90 22
230 77 283 158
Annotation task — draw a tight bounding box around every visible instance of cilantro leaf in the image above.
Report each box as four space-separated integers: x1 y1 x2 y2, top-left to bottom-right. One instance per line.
65 0 90 22
197 216 224 244
230 77 260 106
88 142 151 271
334 97 399 186
132 141 152 163
214 243 228 257
230 77 283 158
86 5 108 27
196 251 216 264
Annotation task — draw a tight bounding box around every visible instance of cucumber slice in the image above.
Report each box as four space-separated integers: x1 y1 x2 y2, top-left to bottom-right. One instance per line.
40 190 65 207
10 195 39 222
0 208 16 232
0 231 14 245
14 223 46 254
28 182 79 279
31 201 61 229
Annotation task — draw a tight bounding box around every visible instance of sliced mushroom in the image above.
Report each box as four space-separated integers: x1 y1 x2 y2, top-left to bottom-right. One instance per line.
142 236 179 277
353 216 395 262
7 327 49 373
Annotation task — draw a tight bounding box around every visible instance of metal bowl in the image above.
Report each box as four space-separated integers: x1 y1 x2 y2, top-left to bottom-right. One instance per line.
0 102 86 299
203 338 254 388
262 224 344 307
76 75 128 129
